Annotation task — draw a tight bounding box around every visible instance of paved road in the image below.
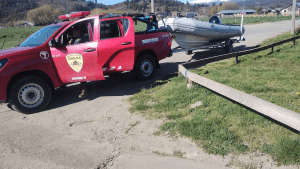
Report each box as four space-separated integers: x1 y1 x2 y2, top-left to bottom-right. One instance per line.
1 20 300 169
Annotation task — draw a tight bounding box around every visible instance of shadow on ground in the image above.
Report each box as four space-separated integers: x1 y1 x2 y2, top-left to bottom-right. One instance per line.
12 44 260 113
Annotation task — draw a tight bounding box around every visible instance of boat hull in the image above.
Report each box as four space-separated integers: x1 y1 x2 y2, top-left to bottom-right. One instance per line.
158 18 245 49
172 33 213 49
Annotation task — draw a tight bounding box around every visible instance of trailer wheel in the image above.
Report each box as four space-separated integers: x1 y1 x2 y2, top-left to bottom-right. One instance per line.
225 41 234 53
8 76 51 114
185 50 193 55
135 54 156 81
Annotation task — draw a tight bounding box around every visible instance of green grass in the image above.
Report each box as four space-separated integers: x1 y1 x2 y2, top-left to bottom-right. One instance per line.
200 15 300 25
128 30 300 165
0 26 42 50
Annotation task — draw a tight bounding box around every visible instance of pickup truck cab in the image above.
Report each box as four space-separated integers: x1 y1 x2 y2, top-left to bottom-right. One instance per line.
0 12 172 113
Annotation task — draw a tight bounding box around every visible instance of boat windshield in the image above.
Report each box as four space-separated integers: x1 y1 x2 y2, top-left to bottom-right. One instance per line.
19 25 63 47
209 15 222 25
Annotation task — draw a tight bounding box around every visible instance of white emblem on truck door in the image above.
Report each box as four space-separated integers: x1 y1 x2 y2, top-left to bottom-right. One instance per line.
142 38 158 44
40 51 50 59
66 53 83 73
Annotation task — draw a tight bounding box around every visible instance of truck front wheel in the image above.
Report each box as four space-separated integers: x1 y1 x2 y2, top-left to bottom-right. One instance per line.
8 76 51 114
135 54 156 81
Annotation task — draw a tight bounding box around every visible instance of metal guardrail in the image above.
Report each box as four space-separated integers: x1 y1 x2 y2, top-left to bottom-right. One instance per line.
178 35 300 132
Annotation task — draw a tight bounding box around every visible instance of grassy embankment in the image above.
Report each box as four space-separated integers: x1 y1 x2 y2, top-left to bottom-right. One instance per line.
128 31 300 165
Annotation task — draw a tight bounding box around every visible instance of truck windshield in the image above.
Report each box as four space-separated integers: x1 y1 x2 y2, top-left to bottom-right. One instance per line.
19 25 62 47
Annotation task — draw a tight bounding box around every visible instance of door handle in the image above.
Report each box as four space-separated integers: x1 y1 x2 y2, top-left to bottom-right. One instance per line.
121 42 132 45
84 48 96 52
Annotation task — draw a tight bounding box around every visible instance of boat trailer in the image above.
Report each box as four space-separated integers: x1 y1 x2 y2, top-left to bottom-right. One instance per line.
171 37 245 55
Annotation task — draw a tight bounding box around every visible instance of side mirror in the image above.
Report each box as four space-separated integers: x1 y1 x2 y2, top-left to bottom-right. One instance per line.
48 39 57 47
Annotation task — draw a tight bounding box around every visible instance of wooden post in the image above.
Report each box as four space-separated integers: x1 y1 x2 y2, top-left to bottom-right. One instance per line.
293 39 296 45
271 45 274 52
178 65 181 76
235 53 238 64
151 0 155 13
292 0 296 35
186 77 193 89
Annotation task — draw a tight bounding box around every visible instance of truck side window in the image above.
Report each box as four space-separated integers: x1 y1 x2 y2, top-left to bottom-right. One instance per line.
100 19 129 40
57 19 94 46
134 20 147 33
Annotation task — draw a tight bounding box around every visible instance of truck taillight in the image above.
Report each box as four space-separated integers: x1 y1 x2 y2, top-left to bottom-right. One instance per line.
168 35 172 47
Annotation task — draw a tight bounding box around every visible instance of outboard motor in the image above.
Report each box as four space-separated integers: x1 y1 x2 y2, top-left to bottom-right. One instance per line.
209 15 222 25
186 12 196 19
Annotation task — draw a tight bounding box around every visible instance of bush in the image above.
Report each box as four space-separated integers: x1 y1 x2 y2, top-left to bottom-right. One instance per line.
27 5 62 26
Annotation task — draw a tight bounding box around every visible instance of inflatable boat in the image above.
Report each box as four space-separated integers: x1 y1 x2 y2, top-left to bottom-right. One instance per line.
158 15 245 49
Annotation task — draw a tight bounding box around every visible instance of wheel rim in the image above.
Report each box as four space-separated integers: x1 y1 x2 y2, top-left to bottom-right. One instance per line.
140 59 153 77
18 83 44 108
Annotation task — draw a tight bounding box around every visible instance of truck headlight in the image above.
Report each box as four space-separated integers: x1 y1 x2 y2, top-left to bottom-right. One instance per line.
0 59 8 70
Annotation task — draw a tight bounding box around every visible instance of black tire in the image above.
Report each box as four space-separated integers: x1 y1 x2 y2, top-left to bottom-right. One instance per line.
135 54 156 81
185 50 193 55
8 76 51 114
225 41 234 53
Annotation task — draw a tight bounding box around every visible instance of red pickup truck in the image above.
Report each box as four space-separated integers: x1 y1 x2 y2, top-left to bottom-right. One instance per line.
0 12 172 113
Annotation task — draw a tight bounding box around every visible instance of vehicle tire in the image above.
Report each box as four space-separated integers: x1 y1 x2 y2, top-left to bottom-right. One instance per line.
135 54 156 81
185 50 193 55
8 76 51 114
224 41 234 53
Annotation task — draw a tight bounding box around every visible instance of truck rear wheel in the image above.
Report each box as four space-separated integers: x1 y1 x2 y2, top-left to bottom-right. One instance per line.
135 54 156 81
8 76 51 114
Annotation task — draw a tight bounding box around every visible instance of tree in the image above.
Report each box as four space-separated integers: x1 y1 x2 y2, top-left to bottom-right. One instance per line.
164 5 168 12
256 6 262 14
208 5 218 16
27 5 62 25
219 2 238 11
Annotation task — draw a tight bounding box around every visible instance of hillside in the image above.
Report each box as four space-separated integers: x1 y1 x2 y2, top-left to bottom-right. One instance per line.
109 0 208 15
0 0 297 27
0 0 106 27
110 0 295 16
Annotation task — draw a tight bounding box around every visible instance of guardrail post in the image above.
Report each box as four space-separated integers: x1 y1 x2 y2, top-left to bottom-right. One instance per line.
186 77 193 89
271 45 274 53
235 53 238 64
293 39 295 45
